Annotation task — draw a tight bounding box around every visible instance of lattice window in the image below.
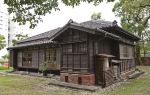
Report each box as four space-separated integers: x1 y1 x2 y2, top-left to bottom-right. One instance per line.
119 44 133 59
45 48 56 64
123 46 129 57
22 50 32 67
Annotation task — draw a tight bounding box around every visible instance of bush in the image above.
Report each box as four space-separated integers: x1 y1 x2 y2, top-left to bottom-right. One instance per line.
39 61 49 76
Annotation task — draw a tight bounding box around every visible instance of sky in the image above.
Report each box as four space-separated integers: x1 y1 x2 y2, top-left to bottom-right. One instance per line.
0 0 120 57
25 1 120 36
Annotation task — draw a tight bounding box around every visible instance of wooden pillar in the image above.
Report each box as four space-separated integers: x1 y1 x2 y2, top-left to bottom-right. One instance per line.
87 34 90 72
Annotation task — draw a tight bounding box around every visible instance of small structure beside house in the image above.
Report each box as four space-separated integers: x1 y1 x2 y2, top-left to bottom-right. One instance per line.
141 52 150 66
8 19 140 87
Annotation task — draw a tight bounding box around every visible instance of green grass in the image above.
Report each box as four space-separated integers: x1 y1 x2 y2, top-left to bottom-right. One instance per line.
102 66 150 95
0 66 150 95
0 67 13 72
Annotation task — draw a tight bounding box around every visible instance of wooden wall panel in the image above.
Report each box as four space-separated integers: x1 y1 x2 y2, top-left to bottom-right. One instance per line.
39 49 44 65
81 55 88 68
89 38 94 72
128 46 134 58
98 39 111 54
9 50 13 67
68 55 73 68
17 51 22 67
56 48 60 65
62 55 67 67
32 49 38 68
74 55 80 69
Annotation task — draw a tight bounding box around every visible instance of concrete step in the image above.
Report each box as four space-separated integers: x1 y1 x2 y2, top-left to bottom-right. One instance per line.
128 71 144 79
49 80 99 92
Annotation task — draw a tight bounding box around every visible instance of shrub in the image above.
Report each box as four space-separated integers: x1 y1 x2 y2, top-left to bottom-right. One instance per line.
39 61 49 76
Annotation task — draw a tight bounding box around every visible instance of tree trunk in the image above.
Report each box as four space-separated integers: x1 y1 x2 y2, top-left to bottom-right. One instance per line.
136 42 142 65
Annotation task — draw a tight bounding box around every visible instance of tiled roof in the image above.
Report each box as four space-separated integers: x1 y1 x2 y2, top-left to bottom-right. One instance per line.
17 27 61 44
9 28 61 49
9 19 139 49
80 20 114 29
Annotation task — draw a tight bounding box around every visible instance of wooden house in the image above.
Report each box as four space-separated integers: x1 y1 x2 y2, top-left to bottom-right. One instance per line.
8 19 139 87
8 28 61 73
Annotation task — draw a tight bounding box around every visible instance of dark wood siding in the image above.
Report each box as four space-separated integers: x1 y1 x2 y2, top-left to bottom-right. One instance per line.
15 46 59 70
59 29 90 73
89 36 94 72
39 49 44 65
98 39 112 54
119 43 135 73
32 49 38 68
9 50 13 67
56 48 60 69
17 51 22 67
74 55 80 69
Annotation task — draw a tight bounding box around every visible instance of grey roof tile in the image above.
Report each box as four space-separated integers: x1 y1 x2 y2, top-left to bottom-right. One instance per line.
9 19 139 49
17 27 61 44
80 20 114 29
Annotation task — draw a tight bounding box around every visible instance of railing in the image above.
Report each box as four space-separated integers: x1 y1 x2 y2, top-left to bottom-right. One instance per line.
120 59 134 73
103 69 115 87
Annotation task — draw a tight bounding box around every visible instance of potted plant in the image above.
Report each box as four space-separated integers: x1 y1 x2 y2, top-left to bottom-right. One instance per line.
39 61 49 76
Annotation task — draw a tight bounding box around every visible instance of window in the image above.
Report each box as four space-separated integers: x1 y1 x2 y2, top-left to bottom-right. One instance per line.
123 46 128 57
45 48 56 64
120 44 132 59
22 50 32 67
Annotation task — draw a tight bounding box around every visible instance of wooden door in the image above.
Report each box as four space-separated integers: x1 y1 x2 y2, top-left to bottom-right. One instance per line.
95 57 104 86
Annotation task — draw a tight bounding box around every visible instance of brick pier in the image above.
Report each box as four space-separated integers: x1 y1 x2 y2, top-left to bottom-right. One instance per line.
60 73 95 86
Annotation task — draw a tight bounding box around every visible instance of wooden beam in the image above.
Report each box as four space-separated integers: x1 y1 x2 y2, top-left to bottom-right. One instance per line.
87 34 90 72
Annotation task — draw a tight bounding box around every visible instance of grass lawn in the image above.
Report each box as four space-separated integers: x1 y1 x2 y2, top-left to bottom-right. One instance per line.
0 66 150 95
0 67 13 72
102 66 150 95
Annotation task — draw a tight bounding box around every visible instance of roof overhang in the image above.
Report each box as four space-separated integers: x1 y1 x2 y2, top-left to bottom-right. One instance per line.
114 26 140 41
7 41 57 50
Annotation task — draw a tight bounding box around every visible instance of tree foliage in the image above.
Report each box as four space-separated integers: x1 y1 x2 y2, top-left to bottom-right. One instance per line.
113 0 150 36
0 34 6 50
91 12 102 20
5 0 114 28
12 32 28 46
113 0 150 65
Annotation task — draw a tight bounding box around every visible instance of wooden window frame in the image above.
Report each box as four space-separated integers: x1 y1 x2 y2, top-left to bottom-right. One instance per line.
22 50 32 67
45 48 56 64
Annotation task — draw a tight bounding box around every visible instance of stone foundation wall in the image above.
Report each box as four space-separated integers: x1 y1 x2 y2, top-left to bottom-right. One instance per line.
120 69 135 80
60 73 95 86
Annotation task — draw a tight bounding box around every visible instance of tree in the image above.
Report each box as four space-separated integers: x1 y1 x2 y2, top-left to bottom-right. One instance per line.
91 12 102 20
113 0 150 65
4 0 115 29
12 32 28 46
0 34 6 50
